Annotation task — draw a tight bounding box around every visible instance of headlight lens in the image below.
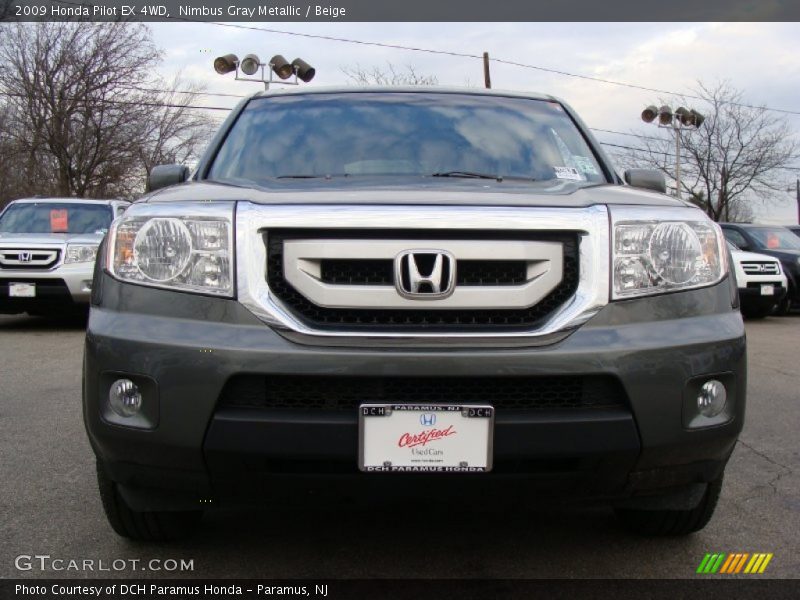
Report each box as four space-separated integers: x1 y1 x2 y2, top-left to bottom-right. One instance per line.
108 204 234 296
612 217 726 299
65 243 99 264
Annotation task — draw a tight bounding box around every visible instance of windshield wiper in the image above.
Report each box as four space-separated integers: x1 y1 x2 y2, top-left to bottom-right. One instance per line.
429 171 536 182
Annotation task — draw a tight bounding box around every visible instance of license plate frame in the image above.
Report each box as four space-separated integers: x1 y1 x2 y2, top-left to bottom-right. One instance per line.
358 403 494 473
9 282 36 298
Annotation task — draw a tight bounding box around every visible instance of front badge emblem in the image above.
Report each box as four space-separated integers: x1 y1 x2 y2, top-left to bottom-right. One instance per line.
395 250 456 299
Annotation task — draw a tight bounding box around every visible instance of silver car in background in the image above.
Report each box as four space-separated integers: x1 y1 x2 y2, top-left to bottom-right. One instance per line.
0 198 129 316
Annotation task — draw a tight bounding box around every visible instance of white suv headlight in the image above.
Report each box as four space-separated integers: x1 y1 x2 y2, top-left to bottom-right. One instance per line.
65 243 99 264
107 202 234 297
611 207 727 299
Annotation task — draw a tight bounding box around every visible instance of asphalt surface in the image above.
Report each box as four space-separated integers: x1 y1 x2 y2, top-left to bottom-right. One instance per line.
1 312 798 580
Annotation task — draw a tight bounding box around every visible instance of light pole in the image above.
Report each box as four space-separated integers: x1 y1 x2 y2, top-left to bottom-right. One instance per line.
641 105 705 200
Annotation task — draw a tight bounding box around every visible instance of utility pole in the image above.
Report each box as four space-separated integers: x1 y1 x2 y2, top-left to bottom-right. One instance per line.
483 52 491 89
796 178 799 225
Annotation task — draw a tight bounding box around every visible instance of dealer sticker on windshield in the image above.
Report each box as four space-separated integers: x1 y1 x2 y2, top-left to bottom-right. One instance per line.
553 166 583 181
359 404 494 472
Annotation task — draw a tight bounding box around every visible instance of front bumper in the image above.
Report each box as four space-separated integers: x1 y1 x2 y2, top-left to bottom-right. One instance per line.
738 282 787 311
0 264 94 313
84 273 746 509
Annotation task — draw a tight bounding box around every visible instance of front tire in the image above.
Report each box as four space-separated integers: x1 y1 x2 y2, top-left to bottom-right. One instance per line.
615 474 723 536
773 295 792 316
96 461 202 541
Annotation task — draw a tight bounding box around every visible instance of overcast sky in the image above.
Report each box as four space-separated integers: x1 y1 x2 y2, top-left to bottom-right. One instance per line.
149 21 800 224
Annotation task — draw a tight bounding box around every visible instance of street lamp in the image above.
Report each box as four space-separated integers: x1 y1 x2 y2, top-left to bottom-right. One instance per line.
212 52 316 89
642 104 705 200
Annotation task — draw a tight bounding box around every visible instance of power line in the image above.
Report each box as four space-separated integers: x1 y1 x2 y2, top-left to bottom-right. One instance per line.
119 85 246 99
41 0 800 117
0 90 231 111
599 141 800 172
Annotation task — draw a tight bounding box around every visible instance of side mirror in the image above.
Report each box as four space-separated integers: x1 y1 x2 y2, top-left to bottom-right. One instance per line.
147 164 190 192
623 169 666 194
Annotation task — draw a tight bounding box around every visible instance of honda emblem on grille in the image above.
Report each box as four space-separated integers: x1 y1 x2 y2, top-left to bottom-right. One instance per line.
18 251 32 262
394 250 456 299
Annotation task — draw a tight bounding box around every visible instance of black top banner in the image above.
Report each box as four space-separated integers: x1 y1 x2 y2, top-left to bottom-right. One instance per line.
2 0 799 22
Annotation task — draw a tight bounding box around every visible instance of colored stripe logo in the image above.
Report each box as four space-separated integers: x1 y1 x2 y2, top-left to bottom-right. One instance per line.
697 553 773 574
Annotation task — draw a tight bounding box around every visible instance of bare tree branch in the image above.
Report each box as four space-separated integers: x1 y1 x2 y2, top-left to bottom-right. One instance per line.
0 22 215 206
340 62 438 86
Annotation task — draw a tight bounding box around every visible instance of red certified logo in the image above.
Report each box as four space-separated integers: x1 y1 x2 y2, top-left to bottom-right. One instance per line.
398 425 456 448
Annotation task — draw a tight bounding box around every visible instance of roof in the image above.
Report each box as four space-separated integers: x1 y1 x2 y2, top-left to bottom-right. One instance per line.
251 85 560 104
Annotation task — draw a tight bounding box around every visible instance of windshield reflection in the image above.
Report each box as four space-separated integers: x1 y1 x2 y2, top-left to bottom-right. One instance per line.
208 93 607 190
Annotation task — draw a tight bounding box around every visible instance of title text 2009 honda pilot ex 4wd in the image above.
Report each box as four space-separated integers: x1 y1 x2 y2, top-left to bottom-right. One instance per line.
83 88 746 541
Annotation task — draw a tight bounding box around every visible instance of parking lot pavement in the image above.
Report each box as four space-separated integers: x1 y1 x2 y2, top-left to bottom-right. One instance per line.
1 313 798 579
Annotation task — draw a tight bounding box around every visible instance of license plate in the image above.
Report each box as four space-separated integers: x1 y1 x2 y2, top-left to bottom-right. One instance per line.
9 283 35 297
359 404 494 472
761 284 774 296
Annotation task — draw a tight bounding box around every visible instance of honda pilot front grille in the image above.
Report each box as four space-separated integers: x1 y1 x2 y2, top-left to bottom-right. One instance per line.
266 230 580 331
320 258 528 286
0 248 60 270
218 374 628 412
741 261 779 275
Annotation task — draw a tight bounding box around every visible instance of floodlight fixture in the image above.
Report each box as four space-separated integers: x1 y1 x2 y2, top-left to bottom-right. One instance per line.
641 105 658 123
270 55 293 80
675 106 692 126
214 51 317 89
213 54 238 75
292 58 316 83
690 109 705 128
658 105 673 126
240 54 261 76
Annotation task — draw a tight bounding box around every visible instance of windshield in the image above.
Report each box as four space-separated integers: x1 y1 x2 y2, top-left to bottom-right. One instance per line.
208 92 607 187
748 228 800 251
0 203 113 234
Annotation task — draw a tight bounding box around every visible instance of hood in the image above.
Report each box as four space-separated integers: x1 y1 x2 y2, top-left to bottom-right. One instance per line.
142 179 688 209
0 232 105 246
749 247 800 262
730 248 783 263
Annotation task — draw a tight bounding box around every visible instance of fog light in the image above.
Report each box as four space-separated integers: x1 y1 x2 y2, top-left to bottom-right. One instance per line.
109 379 142 417
697 380 726 417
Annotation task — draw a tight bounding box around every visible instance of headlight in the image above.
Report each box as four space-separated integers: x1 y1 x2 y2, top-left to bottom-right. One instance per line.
107 202 234 297
611 207 727 299
65 243 99 264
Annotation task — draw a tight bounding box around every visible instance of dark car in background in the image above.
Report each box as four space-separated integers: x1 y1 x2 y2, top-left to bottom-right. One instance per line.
720 223 800 314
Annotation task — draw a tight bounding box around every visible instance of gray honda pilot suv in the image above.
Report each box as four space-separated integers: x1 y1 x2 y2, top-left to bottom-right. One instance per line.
83 88 745 540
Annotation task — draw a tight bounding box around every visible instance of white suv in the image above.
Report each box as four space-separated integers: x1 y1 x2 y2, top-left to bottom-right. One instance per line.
728 241 788 318
0 198 129 316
